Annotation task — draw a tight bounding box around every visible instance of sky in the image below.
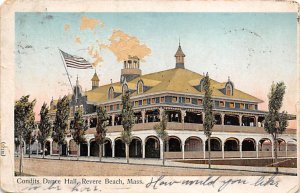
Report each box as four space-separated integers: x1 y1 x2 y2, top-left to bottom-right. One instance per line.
15 12 297 128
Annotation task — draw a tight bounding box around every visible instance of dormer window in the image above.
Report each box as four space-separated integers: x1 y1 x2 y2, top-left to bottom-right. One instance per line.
108 87 114 100
225 77 234 96
137 80 144 94
226 84 232 96
199 78 205 92
122 83 128 95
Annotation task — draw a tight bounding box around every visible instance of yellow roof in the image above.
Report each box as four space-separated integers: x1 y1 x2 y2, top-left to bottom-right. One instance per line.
86 68 263 103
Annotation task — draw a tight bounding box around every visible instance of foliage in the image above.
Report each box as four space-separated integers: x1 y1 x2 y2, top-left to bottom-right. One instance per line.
154 111 168 142
121 91 134 163
71 109 88 145
23 113 36 145
14 95 36 173
154 111 168 165
52 96 70 145
14 95 36 145
121 91 134 144
264 81 288 173
202 73 215 169
203 73 215 137
38 103 52 146
264 82 288 135
94 106 109 145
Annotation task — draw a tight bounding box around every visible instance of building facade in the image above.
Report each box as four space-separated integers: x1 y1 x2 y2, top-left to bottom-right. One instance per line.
46 44 297 160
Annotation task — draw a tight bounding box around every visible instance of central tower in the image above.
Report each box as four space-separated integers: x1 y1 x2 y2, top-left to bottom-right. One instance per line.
120 56 142 83
175 42 185 69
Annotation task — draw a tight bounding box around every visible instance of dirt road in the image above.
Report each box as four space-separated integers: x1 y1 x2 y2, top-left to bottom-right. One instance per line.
15 158 271 176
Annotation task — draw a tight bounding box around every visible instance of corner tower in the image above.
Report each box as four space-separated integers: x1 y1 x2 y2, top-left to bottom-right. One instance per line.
91 71 100 90
175 42 185 69
120 56 142 83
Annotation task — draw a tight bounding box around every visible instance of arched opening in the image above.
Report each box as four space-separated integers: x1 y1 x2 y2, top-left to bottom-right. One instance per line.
52 141 59 154
242 138 256 151
80 142 88 156
104 139 112 157
226 85 232 96
259 138 272 151
61 143 67 156
145 136 160 158
224 114 239 126
214 114 222 125
115 139 125 157
242 115 255 126
45 141 51 155
108 87 114 100
184 112 202 124
129 137 142 158
185 137 203 151
69 139 78 156
287 141 297 151
205 137 222 151
166 136 181 152
225 82 234 96
277 138 286 151
137 80 143 94
52 140 67 156
224 138 239 151
90 140 99 156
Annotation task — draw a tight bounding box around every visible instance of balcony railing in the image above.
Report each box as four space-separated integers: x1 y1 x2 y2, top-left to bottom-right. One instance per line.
85 122 296 135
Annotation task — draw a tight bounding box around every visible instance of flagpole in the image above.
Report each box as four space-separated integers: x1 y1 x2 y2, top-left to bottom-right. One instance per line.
58 49 73 90
76 75 78 103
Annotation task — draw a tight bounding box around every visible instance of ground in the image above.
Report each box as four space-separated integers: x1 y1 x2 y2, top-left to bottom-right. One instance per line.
14 156 296 176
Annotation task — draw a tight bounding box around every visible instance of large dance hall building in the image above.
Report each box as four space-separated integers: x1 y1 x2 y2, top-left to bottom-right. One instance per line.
45 44 297 160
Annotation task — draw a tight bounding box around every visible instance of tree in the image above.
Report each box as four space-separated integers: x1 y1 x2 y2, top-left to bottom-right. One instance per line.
14 95 36 175
121 91 134 163
264 82 288 173
203 73 215 169
94 106 109 162
154 111 168 166
70 109 88 160
52 96 70 159
23 114 35 158
38 103 52 158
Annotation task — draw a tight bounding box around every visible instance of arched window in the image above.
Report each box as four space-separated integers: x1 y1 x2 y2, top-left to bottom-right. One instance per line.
108 87 114 100
226 85 232 96
122 84 128 95
137 80 144 94
225 81 234 96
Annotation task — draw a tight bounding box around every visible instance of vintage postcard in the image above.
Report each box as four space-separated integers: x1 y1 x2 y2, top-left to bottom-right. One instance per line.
0 0 299 193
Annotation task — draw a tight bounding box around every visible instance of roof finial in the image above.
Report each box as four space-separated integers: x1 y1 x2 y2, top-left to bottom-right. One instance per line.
76 74 79 86
179 37 181 46
228 76 230 81
110 79 112 84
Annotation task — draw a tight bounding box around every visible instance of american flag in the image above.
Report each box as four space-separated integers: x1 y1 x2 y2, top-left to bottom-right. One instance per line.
60 50 92 69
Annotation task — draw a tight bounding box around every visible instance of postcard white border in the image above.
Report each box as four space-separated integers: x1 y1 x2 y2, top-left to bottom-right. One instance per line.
0 0 299 193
